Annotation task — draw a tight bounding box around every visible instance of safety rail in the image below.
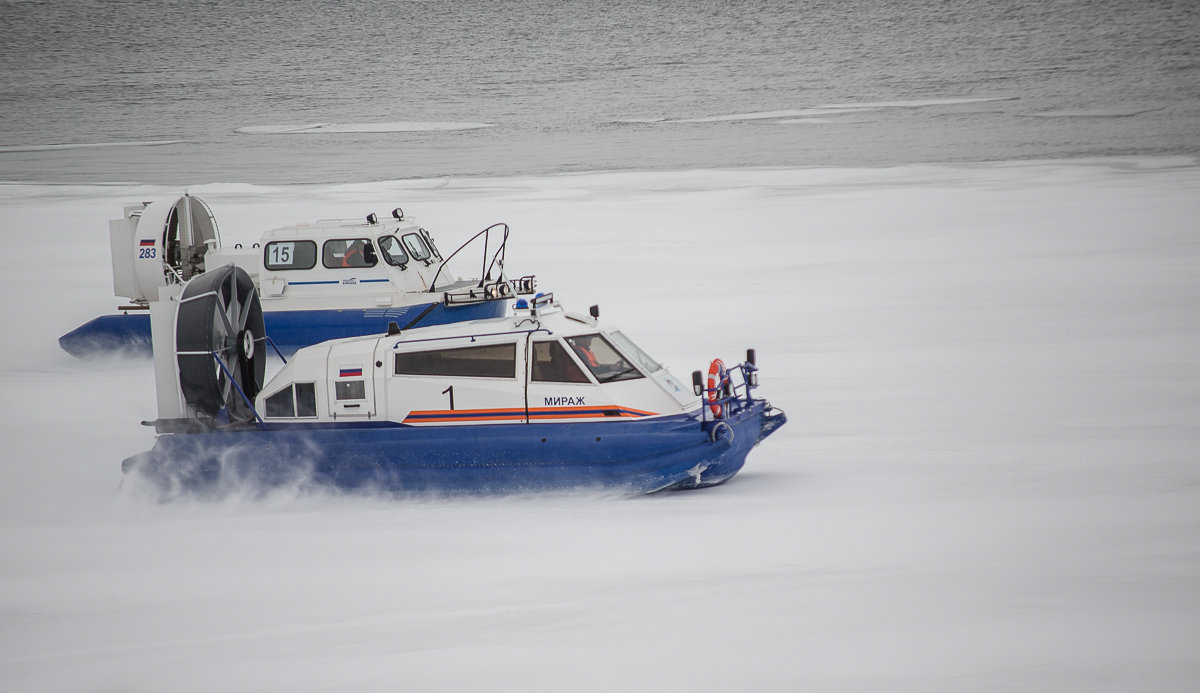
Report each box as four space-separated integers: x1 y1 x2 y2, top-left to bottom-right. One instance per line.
693 349 761 423
443 275 537 307
430 222 513 292
391 327 553 349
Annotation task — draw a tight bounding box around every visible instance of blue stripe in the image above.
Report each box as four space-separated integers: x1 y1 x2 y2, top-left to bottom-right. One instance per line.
405 407 652 422
287 279 389 286
405 411 523 421
61 299 508 358
529 408 649 417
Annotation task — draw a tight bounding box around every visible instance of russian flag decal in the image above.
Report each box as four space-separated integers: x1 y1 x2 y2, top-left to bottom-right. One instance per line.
339 367 363 378
139 239 155 247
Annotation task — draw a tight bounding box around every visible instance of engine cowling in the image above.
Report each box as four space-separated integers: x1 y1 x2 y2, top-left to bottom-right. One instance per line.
110 195 219 302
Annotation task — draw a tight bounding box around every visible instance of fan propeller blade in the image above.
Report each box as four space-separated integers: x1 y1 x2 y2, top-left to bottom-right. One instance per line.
174 265 267 421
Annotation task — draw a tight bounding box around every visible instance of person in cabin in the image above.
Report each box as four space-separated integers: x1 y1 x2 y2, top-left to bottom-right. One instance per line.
341 240 376 268
572 336 600 368
341 240 364 267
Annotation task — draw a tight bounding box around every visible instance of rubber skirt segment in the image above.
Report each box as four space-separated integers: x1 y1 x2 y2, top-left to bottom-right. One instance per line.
175 265 265 420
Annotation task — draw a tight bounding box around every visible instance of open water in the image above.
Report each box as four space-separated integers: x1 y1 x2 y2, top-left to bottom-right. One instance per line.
1 0 1198 184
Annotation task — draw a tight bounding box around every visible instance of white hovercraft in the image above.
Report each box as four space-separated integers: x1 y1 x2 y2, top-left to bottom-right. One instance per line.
59 195 535 357
122 265 786 495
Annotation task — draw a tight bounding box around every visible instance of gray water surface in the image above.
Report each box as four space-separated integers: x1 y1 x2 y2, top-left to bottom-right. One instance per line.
1 0 1197 183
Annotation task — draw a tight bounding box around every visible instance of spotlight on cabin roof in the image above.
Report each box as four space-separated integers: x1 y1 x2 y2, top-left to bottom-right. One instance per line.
392 207 404 220
366 212 378 224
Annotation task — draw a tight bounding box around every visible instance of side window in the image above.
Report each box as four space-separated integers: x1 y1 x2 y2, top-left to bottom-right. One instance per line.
401 232 432 261
263 240 318 270
395 343 515 378
564 334 644 383
264 387 294 417
531 340 590 383
295 382 317 416
323 238 378 269
378 235 410 267
263 383 318 417
608 330 662 373
335 380 366 400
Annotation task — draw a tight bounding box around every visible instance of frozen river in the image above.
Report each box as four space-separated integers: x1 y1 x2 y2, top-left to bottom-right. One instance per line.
1 158 1198 691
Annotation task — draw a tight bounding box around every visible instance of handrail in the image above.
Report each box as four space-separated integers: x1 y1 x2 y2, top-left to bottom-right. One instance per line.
429 222 509 292
165 263 185 285
699 360 760 423
483 225 509 282
392 327 552 349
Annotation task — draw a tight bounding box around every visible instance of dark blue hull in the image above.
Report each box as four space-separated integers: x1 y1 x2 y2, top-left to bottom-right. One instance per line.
123 402 786 497
60 300 507 358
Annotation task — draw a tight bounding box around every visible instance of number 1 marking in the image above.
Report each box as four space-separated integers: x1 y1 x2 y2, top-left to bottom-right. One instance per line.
442 385 455 410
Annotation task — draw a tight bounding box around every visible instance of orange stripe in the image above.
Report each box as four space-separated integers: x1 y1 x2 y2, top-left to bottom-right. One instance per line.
410 416 526 423
408 407 526 417
403 405 659 424
527 407 658 417
528 411 647 419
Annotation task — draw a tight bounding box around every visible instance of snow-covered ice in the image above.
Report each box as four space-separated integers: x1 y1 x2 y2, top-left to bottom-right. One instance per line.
1 159 1198 691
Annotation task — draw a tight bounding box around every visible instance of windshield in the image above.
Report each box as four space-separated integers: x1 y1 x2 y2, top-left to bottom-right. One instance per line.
608 330 662 373
378 235 409 266
564 334 644 383
402 232 432 261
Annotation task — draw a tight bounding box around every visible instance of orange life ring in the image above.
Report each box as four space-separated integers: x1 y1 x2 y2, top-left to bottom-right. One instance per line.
706 358 728 417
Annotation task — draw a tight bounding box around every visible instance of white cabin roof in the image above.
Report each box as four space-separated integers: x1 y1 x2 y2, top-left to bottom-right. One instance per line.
259 215 422 242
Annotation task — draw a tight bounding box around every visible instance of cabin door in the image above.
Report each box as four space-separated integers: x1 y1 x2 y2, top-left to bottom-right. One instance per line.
524 337 602 421
327 342 377 419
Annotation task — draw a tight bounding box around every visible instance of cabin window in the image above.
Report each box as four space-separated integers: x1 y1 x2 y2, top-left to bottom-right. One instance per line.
265 387 294 417
263 241 318 271
335 380 366 400
378 235 410 267
401 232 432 262
564 334 644 384
323 238 379 269
531 340 590 383
395 343 515 379
295 382 317 416
264 382 318 417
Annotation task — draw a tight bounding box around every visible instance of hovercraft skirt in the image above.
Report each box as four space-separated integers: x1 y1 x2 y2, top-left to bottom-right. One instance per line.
124 403 778 497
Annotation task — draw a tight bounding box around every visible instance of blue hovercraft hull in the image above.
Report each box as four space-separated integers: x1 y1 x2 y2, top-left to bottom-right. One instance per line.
123 402 786 497
60 300 507 358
